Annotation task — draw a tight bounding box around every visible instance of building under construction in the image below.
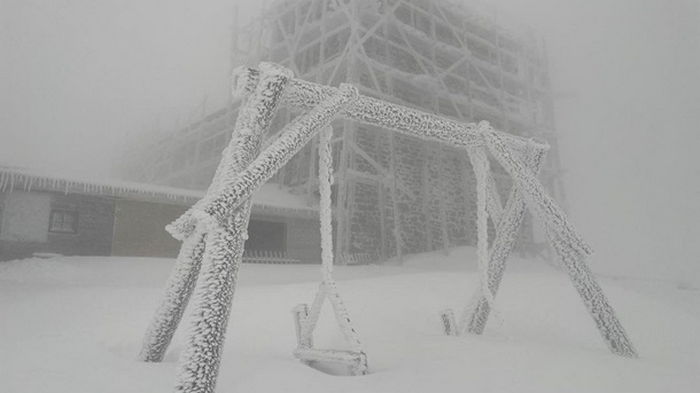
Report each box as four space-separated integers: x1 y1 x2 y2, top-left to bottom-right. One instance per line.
129 0 565 263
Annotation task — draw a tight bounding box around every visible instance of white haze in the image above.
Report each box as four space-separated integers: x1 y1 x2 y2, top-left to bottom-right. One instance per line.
1 0 698 283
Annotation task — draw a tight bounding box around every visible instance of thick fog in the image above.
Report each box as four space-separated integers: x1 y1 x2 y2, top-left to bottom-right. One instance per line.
2 0 698 282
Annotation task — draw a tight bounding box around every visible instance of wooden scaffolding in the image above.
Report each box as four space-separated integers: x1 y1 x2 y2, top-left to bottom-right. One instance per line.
228 0 568 263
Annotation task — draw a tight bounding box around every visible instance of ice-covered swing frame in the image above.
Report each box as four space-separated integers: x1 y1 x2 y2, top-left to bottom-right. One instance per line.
138 62 637 393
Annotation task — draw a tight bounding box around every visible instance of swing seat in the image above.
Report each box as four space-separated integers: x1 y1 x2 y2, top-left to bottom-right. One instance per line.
292 303 368 376
293 348 368 376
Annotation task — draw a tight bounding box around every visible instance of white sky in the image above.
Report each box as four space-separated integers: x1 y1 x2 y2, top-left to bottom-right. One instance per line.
1 0 699 282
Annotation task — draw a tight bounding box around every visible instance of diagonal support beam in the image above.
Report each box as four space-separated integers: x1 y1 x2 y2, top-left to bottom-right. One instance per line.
138 63 293 364
481 122 637 357
166 64 293 241
484 171 504 224
139 228 206 361
545 224 638 357
348 139 416 201
173 64 298 393
175 210 250 393
170 83 359 239
462 141 545 334
481 124 590 257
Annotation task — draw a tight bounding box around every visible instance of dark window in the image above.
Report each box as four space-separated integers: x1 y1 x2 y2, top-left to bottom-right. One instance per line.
246 220 286 252
49 209 78 234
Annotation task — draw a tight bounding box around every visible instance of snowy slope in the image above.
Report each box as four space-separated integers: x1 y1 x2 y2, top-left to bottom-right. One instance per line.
0 249 698 393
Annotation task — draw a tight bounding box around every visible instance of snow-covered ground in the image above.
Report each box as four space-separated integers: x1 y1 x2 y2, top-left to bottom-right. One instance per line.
1 248 698 393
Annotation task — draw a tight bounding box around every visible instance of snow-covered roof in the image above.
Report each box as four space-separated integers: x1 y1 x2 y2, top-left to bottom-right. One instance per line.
0 166 317 217
251 183 318 216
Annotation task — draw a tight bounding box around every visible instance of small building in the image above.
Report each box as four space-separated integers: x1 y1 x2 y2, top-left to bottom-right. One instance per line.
0 166 321 263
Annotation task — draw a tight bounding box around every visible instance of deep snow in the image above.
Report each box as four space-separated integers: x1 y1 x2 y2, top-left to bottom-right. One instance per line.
0 248 698 393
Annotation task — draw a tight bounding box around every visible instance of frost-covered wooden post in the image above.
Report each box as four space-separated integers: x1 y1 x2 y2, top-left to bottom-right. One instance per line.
139 63 292 364
440 121 636 358
463 140 546 334
481 124 637 357
138 228 207 362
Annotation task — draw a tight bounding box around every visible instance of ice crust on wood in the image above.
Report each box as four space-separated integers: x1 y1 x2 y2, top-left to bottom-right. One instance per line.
0 166 202 204
463 141 546 335
201 84 358 230
292 126 368 375
481 123 637 357
173 64 295 393
139 229 206 362
232 66 544 153
139 63 293 393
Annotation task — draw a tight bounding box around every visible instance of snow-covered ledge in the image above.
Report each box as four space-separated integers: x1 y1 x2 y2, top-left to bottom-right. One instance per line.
0 165 317 217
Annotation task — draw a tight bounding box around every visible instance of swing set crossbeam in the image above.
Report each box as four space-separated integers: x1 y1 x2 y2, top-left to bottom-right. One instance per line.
233 66 547 152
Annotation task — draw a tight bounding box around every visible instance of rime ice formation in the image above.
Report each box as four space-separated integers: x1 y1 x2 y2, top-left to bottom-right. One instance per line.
201 83 358 229
173 64 299 393
139 229 206 362
292 126 368 375
139 62 637 393
140 63 293 393
0 166 203 204
468 146 498 326
232 67 540 153
462 141 546 335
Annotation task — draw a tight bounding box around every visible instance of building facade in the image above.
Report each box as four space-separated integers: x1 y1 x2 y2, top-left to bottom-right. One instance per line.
128 0 564 263
0 167 319 262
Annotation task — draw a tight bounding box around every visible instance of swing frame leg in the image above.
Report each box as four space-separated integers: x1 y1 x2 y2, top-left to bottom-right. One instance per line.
139 229 207 362
463 147 546 334
173 66 293 393
483 125 637 357
138 64 293 393
174 211 249 393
